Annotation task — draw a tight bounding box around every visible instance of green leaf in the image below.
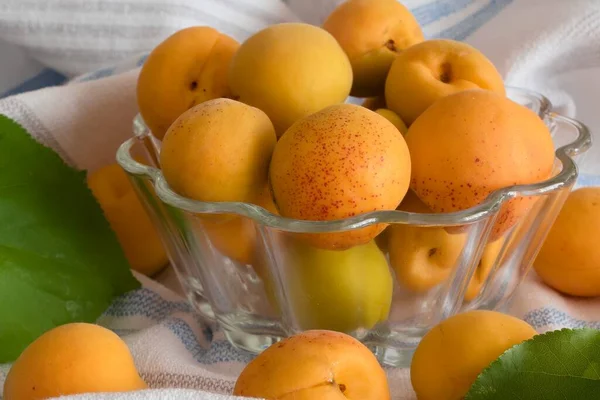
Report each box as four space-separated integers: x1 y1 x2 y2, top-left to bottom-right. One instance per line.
0 115 140 362
466 328 600 400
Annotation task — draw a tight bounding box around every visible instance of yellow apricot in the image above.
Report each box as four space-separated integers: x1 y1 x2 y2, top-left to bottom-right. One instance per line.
410 310 537 400
389 191 505 296
228 23 353 136
137 26 239 139
202 184 278 265
386 39 505 125
464 237 505 301
375 108 408 134
3 323 147 400
285 239 393 333
160 98 277 204
202 215 256 265
87 163 168 276
195 184 279 312
534 187 600 297
390 225 466 293
323 0 424 97
389 191 464 292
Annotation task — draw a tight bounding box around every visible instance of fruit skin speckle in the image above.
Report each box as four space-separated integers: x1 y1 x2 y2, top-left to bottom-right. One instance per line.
269 103 411 250
405 89 555 240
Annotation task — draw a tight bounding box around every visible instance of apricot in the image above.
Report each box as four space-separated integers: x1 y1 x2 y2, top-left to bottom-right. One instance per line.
323 0 423 97
389 191 466 292
87 163 168 276
406 90 555 240
202 184 278 265
534 187 600 297
385 39 505 125
202 215 256 265
137 26 239 139
269 103 411 250
389 192 508 296
410 310 537 400
234 330 390 399
390 227 466 293
286 239 392 333
3 323 146 400
465 237 505 301
228 23 353 136
375 108 408 134
198 185 279 311
255 182 279 216
160 98 277 203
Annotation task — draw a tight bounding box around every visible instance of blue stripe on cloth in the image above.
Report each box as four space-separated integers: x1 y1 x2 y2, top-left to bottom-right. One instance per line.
436 0 514 40
164 318 254 364
78 67 116 82
103 287 195 319
106 290 600 364
412 0 475 27
1 68 68 98
104 289 422 363
106 289 252 363
523 308 600 330
104 287 214 346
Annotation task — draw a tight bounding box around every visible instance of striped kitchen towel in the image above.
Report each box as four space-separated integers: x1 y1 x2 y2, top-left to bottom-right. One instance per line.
1 0 599 179
0 268 598 400
0 0 517 95
0 1 599 399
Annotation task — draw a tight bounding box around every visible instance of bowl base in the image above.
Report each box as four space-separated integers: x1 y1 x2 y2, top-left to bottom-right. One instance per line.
222 327 417 368
370 344 415 368
186 289 216 321
224 328 282 355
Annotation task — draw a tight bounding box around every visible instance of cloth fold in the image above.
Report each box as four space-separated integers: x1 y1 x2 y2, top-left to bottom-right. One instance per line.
0 1 599 399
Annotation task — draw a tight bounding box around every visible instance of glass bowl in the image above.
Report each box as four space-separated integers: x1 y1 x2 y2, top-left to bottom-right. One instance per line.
116 87 591 367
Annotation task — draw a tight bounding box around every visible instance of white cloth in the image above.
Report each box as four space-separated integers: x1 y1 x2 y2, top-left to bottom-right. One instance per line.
52 390 250 400
0 1 599 400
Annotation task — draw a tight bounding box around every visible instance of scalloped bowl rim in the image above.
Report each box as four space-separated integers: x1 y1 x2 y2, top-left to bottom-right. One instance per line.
116 87 592 233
